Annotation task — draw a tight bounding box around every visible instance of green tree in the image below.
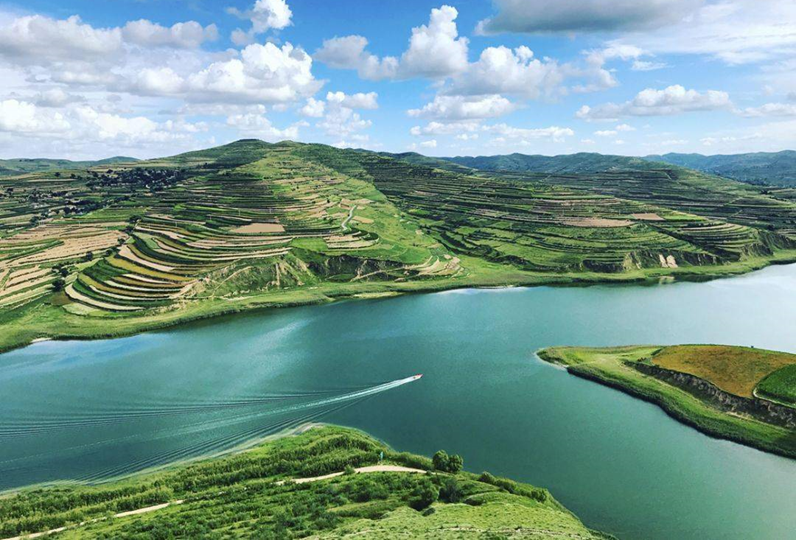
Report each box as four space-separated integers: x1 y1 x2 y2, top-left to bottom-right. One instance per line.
439 477 462 503
409 478 438 510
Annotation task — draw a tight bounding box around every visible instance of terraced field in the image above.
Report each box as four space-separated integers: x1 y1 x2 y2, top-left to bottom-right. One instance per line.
1 140 795 350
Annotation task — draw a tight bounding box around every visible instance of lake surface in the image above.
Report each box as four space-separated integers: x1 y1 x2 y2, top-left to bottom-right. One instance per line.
2 265 796 539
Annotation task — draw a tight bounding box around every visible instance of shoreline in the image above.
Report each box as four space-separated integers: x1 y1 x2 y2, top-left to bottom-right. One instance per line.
2 254 796 357
536 347 796 460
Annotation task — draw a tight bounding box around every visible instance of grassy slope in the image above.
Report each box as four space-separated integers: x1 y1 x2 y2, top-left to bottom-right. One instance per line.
2 140 796 354
757 364 796 406
0 426 608 540
651 344 796 397
537 346 796 458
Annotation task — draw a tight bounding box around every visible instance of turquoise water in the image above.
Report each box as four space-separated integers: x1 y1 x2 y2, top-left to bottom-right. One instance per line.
2 264 796 539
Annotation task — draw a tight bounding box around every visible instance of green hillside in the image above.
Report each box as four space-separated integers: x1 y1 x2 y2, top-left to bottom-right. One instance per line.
1 140 795 352
0 156 139 177
0 426 609 539
645 151 796 187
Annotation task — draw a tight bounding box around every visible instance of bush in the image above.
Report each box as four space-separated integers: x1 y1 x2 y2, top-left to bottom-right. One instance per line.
439 477 462 503
408 478 438 511
432 450 463 473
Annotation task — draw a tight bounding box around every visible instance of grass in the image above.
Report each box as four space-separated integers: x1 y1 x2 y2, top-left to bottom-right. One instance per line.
651 345 796 397
1 139 796 354
0 425 609 539
537 345 796 458
757 364 796 406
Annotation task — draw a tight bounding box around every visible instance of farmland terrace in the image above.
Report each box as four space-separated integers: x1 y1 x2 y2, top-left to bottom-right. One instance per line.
1 140 795 350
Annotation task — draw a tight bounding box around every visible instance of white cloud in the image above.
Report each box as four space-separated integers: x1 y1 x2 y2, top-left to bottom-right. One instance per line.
29 88 84 107
476 0 702 34
483 123 574 142
228 0 292 44
314 5 467 80
122 20 218 49
326 91 378 110
314 35 398 80
0 99 206 147
615 123 635 131
0 14 122 63
594 130 617 136
577 85 732 120
408 95 516 121
420 139 437 148
300 97 325 117
410 121 480 136
736 103 796 117
186 42 321 104
610 0 796 65
226 109 300 140
446 46 563 99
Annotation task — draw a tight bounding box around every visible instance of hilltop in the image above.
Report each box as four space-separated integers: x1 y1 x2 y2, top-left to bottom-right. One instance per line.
1 140 795 351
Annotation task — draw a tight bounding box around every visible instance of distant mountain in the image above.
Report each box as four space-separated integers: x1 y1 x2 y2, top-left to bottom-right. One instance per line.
0 156 139 176
644 151 796 187
442 152 659 175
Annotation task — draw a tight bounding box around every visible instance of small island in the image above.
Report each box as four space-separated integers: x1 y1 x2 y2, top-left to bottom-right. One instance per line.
537 345 796 458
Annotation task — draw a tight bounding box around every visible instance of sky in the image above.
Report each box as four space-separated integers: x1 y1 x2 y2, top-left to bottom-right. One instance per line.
0 0 795 160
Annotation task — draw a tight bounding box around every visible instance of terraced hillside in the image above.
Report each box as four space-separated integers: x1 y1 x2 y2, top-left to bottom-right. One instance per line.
436 152 796 243
1 140 795 351
0 426 609 539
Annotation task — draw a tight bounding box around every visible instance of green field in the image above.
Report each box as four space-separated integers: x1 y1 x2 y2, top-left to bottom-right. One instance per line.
757 364 796 406
537 345 796 458
1 139 796 353
0 425 609 539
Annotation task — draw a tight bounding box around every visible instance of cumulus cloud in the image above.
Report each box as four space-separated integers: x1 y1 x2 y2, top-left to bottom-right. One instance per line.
484 123 574 142
576 85 732 120
122 20 218 49
314 5 467 80
447 46 563 99
410 121 480 136
326 91 378 110
0 99 206 146
226 108 301 141
0 14 122 63
476 0 702 34
185 42 321 104
300 97 325 117
408 95 516 121
229 0 292 45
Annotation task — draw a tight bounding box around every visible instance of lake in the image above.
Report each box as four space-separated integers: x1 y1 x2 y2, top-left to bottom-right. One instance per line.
2 264 796 539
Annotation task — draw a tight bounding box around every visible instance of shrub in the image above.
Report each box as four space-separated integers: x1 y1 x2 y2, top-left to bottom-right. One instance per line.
432 450 464 473
408 478 438 511
439 477 462 503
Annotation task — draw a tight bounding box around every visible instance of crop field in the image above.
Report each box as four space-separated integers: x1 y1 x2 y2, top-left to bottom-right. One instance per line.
650 345 796 398
1 139 796 351
336 151 793 273
0 426 604 539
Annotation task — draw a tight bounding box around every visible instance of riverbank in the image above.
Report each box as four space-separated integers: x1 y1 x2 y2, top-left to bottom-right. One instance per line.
0 425 610 539
537 346 796 459
3 252 795 356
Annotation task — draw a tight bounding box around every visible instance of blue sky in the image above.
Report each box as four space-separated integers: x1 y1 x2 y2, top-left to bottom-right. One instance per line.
0 0 795 159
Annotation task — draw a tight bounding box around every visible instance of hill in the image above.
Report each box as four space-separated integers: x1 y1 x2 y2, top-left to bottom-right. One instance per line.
0 156 139 177
1 140 795 352
645 151 796 187
538 345 796 458
443 152 658 174
0 425 609 539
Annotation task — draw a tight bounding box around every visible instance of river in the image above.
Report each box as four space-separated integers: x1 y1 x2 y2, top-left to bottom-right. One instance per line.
1 264 795 539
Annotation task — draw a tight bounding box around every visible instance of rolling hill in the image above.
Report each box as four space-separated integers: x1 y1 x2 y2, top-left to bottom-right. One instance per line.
644 151 796 187
1 140 795 352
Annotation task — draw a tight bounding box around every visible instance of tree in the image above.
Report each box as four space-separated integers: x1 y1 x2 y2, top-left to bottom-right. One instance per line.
408 478 438 510
439 477 462 503
52 278 66 292
432 450 463 473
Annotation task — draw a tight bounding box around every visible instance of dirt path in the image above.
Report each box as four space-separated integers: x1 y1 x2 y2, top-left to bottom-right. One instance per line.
341 205 357 232
278 464 427 486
